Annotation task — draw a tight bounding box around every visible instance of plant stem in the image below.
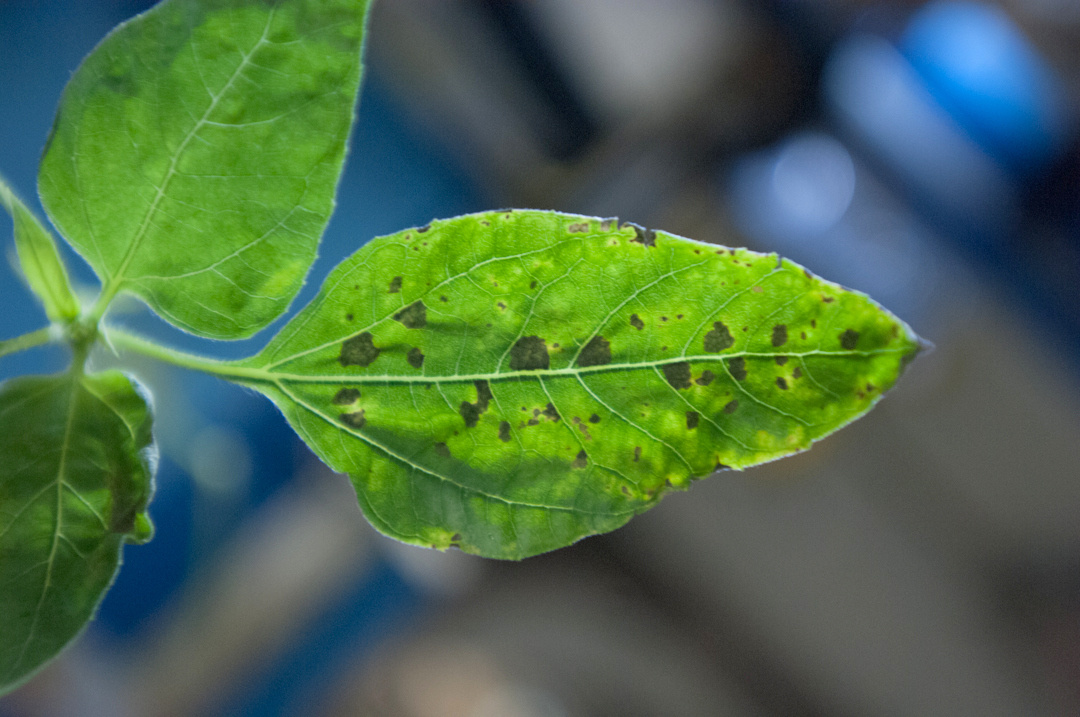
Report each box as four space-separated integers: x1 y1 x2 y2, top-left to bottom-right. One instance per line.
0 326 54 361
106 328 266 383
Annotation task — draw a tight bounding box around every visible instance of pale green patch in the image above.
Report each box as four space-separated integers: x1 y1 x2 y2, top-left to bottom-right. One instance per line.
0 175 80 323
0 371 155 695
38 0 372 338
228 210 924 559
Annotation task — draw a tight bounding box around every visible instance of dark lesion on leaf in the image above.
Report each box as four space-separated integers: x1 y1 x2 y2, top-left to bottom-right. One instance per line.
542 403 560 421
509 335 550 370
388 276 402 293
662 361 692 389
498 421 511 442
340 332 380 367
723 399 739 414
339 410 366 429
775 356 789 366
572 450 589 469
630 314 644 330
407 347 425 369
623 221 656 247
696 370 715 386
459 380 493 428
568 221 589 233
727 357 747 381
776 377 789 390
393 300 427 329
633 446 642 462
772 324 788 347
588 414 601 424
576 335 611 367
686 411 699 430
840 329 860 350
704 322 734 352
332 388 360 405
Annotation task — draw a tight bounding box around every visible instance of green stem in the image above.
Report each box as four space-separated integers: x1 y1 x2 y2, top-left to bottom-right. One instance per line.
0 327 54 361
106 328 265 383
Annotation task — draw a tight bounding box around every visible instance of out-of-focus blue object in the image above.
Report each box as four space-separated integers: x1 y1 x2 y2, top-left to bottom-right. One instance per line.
901 1 1071 177
824 32 1019 245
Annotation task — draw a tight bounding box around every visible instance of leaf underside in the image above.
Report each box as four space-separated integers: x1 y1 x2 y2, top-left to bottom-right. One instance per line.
38 0 371 338
235 210 923 560
0 372 155 695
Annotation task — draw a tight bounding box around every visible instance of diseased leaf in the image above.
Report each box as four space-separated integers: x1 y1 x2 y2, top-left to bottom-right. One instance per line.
0 371 155 695
38 0 372 338
0 175 80 323
232 210 923 559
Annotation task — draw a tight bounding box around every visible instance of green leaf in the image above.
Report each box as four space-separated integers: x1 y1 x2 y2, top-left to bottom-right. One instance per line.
0 371 155 695
0 175 80 323
38 0 372 338
233 210 923 559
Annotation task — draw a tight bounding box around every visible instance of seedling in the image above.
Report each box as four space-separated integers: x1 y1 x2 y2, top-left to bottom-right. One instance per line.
0 0 923 694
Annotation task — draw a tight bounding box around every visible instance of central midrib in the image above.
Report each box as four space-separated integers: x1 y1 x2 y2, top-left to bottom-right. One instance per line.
230 347 907 387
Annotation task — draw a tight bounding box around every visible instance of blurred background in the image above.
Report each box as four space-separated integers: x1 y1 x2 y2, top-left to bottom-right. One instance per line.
2 0 1080 714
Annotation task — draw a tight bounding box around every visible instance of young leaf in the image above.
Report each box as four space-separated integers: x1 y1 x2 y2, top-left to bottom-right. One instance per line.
38 0 373 338
0 371 155 695
231 210 923 559
0 175 80 323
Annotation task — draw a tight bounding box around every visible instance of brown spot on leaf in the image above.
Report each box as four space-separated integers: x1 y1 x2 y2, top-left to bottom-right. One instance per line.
723 399 739 414
663 362 692 389
388 276 402 293
568 222 589 233
728 357 747 381
840 329 860 350
340 333 380 367
459 381 493 428
346 313 353 321
440 295 448 302
339 410 366 429
497 301 507 310
633 446 642 462
775 356 789 366
686 411 699 430
630 314 644 330
498 421 511 442
588 414 601 424
572 450 589 469
332 388 360 405
704 322 734 352
696 370 715 386
823 295 835 303
776 377 789 390
542 403 560 421
530 280 538 289
393 300 427 329
577 335 611 367
527 418 539 426
623 222 657 247
793 367 803 379
510 336 550 370
417 224 430 233
407 347 424 369
772 324 788 347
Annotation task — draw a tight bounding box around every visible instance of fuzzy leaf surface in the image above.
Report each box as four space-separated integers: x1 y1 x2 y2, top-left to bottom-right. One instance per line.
38 0 371 338
0 372 155 695
234 210 923 559
0 175 80 323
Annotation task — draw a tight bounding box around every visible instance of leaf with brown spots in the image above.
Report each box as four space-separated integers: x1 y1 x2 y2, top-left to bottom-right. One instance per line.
230 209 924 559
